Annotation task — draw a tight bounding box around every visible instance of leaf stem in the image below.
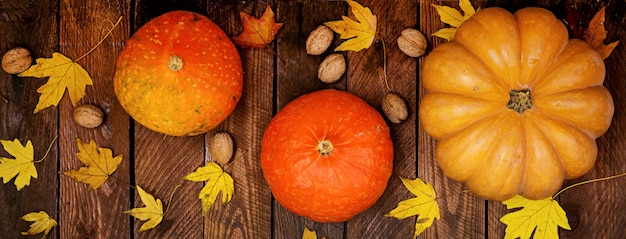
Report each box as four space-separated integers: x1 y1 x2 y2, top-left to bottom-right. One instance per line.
1 94 7 103
553 171 626 198
226 149 249 167
35 135 58 163
163 184 183 217
381 39 391 92
75 16 123 62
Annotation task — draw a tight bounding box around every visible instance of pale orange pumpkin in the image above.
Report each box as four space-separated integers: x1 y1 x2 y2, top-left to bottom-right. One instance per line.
419 7 614 201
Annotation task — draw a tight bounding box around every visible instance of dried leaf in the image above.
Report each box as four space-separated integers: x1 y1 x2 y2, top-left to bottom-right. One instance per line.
20 211 57 239
18 52 92 113
184 162 234 215
124 185 164 232
431 0 477 41
500 195 571 239
62 138 123 190
232 4 284 49
0 139 37 191
583 6 620 59
385 177 440 238
324 0 377 52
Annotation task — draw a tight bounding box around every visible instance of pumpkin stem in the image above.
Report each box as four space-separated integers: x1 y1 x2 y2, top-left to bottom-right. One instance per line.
168 55 184 71
317 139 333 156
507 89 533 114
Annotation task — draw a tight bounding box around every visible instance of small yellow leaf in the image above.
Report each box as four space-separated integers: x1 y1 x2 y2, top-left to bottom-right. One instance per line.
21 211 57 239
431 0 477 41
500 195 571 239
184 162 234 215
324 0 377 52
385 177 440 238
302 226 326 239
18 52 92 113
302 227 317 239
124 185 164 232
0 139 37 191
62 138 123 190
431 28 457 41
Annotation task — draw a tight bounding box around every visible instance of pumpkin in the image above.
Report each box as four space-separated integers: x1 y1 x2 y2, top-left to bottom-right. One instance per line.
114 10 243 136
419 7 614 201
260 89 394 222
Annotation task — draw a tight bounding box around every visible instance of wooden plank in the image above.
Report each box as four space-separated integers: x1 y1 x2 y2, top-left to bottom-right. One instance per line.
344 0 417 238
129 0 206 238
273 1 347 238
417 1 487 238
0 0 59 238
57 0 131 238
559 1 626 238
202 1 274 238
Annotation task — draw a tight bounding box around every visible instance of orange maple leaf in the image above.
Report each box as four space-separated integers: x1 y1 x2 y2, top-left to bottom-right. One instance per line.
232 5 284 49
583 6 620 60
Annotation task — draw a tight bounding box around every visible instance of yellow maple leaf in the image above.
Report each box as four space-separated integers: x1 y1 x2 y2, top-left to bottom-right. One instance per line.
0 139 37 191
62 138 123 190
184 162 234 215
18 52 92 113
432 0 477 41
302 226 326 239
385 177 440 238
21 211 58 239
324 0 377 52
124 185 164 232
500 195 571 239
583 6 620 60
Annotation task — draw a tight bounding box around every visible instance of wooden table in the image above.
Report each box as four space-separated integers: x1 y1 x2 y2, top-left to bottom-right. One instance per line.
1 0 625 238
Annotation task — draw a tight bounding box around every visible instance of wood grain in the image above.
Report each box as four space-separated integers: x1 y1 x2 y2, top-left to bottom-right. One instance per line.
273 1 348 238
345 0 417 238
57 0 131 238
0 0 59 238
418 1 487 238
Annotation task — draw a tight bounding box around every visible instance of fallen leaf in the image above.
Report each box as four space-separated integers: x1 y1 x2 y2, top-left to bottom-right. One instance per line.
583 6 620 59
324 0 377 52
18 52 92 113
184 162 234 215
20 211 58 239
302 226 326 239
232 4 284 49
62 138 123 190
431 0 477 41
0 139 37 191
302 227 316 239
385 177 440 238
124 185 164 232
500 195 571 239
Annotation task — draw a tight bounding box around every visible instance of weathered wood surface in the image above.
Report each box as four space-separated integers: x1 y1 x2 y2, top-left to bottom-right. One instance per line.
0 0 624 238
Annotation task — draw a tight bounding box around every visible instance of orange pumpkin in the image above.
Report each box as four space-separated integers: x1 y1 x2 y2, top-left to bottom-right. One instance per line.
419 7 614 201
260 89 394 222
114 11 243 136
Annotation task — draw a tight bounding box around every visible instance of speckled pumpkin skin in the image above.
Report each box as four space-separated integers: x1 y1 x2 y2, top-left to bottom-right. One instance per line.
114 11 243 136
260 89 394 223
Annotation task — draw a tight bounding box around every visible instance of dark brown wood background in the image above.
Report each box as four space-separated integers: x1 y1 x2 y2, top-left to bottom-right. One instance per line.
1 0 624 238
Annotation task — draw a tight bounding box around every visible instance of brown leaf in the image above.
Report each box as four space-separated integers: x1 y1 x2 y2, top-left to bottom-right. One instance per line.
232 5 284 49
583 6 620 59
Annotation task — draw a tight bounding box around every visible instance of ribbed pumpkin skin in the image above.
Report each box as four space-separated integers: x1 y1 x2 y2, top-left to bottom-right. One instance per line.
114 11 243 136
419 7 614 201
260 89 394 222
